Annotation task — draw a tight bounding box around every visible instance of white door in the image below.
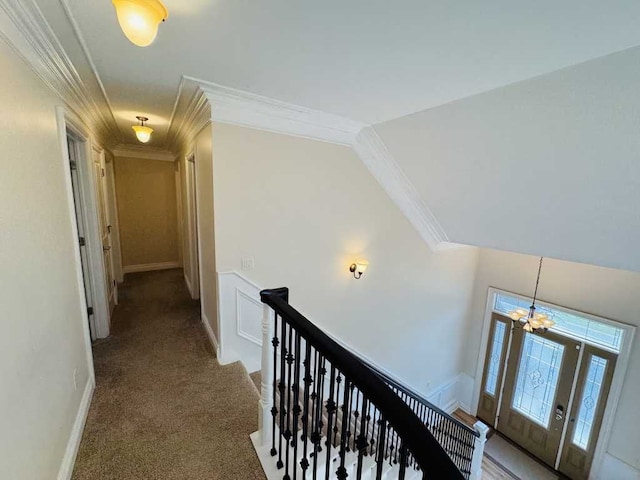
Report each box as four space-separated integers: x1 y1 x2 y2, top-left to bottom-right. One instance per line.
68 136 97 340
92 147 116 314
186 155 200 299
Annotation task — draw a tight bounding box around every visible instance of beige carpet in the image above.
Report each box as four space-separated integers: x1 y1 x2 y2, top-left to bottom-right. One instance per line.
72 269 266 480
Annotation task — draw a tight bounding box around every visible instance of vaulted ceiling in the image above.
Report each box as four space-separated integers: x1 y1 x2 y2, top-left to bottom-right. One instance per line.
23 0 640 272
35 0 640 148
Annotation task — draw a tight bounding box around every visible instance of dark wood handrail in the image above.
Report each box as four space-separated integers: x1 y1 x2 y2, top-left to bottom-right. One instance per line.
364 361 479 438
261 288 465 479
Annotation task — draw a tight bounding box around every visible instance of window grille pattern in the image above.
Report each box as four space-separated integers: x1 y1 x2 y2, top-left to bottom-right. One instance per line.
485 321 507 396
494 293 623 352
512 333 564 428
573 355 607 450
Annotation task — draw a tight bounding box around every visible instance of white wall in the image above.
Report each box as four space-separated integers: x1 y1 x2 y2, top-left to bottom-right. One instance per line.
464 249 640 473
195 124 219 343
0 40 93 478
375 46 640 273
211 122 479 393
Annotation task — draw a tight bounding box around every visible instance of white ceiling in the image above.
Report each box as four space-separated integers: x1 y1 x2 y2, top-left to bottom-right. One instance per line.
376 45 640 272
36 0 640 148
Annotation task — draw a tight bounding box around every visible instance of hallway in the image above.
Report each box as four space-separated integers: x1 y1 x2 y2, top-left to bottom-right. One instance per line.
72 269 266 479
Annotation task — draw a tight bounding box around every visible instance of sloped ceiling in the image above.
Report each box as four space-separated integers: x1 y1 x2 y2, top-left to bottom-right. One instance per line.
32 0 640 149
375 47 640 272
14 0 640 271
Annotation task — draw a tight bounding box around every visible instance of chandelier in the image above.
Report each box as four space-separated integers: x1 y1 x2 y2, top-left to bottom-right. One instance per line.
509 257 555 333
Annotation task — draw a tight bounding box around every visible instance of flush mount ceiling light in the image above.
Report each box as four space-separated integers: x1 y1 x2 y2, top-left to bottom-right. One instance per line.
132 116 153 143
112 0 168 47
509 257 555 333
349 260 369 279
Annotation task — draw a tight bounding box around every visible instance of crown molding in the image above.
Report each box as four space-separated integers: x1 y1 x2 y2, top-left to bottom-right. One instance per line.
166 80 211 154
186 76 367 146
0 0 119 145
111 144 176 162
58 0 122 142
353 127 462 252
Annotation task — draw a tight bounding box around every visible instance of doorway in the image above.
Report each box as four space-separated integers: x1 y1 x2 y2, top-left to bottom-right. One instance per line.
476 292 627 479
65 128 112 341
67 133 97 340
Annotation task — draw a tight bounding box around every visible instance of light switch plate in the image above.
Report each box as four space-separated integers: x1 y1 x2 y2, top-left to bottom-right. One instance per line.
241 257 255 270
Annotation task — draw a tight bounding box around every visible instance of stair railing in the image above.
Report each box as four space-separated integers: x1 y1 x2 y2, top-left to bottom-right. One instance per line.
363 361 489 480
257 287 470 480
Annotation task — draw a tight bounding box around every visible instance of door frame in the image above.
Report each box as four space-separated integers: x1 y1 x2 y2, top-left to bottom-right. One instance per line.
104 153 124 284
472 287 635 479
56 106 111 340
183 152 200 300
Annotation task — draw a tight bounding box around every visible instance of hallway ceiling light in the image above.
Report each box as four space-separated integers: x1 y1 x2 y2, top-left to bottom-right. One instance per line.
132 116 153 143
509 257 555 333
112 0 168 47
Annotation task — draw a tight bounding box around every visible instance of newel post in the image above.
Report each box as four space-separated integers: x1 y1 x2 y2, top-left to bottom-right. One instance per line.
259 303 275 446
469 420 489 480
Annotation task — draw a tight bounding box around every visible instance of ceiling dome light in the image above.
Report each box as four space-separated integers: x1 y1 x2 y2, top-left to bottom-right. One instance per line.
112 0 168 47
132 116 153 143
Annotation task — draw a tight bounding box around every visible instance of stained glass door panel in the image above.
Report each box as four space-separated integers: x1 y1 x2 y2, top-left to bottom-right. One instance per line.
498 328 580 468
477 314 511 426
559 346 617 480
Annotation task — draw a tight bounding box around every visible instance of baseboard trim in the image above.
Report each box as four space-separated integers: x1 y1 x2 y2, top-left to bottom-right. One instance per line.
599 453 640 480
123 262 180 274
57 377 95 480
202 313 219 357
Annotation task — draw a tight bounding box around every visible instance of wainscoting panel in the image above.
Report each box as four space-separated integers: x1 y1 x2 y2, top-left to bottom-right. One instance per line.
217 271 262 373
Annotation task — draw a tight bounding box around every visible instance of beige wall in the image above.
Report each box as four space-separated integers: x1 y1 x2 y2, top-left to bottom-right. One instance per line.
211 123 479 391
114 156 179 267
464 249 640 471
0 40 92 478
195 125 219 339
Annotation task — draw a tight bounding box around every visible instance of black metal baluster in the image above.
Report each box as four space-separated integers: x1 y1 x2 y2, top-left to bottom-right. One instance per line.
351 387 361 454
398 442 408 480
354 396 368 480
450 423 457 469
367 406 377 457
323 365 337 480
375 417 386 480
311 356 326 480
385 423 393 465
345 383 356 452
277 315 288 470
291 331 302 480
333 373 342 447
284 323 294 480
336 378 351 480
300 340 312 477
271 313 280 458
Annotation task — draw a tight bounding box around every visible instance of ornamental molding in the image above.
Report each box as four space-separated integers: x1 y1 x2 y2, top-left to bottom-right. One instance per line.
0 0 120 144
353 127 462 251
190 75 367 146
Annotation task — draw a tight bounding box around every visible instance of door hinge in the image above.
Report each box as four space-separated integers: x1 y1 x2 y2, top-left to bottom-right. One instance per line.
79 236 86 247
87 307 94 316
101 168 105 177
113 280 116 287
70 160 77 170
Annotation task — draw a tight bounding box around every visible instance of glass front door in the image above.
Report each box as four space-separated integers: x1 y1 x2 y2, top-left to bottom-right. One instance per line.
479 311 618 479
498 327 580 467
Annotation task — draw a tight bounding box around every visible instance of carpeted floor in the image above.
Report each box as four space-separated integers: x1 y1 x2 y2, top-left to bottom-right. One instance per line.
72 269 266 480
